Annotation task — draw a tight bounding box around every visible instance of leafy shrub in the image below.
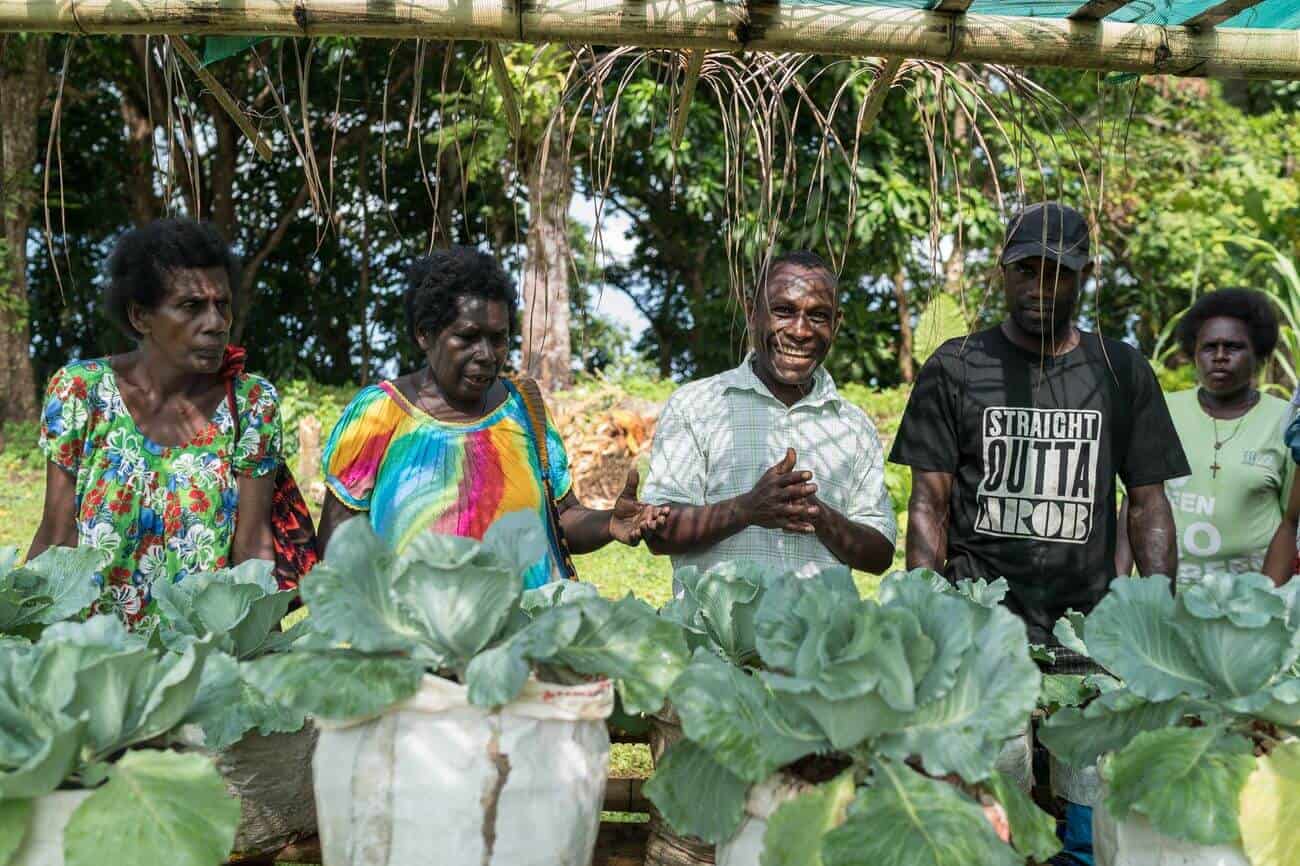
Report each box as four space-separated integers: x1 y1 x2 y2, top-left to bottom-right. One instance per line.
1040 573 1300 852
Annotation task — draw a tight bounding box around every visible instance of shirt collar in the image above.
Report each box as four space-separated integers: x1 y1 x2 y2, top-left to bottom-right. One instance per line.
720 353 842 410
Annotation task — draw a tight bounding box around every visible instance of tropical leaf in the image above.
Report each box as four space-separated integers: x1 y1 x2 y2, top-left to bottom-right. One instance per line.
821 760 1019 866
642 740 749 845
760 771 855 866
984 770 1062 862
62 750 240 866
1104 726 1255 846
1239 740 1300 866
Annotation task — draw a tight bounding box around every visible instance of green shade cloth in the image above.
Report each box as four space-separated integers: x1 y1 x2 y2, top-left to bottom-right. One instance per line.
780 1 1300 29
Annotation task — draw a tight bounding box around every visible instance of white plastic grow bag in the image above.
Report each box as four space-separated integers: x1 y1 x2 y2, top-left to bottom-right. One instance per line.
175 722 319 856
8 790 93 866
313 673 613 866
1051 754 1103 807
996 728 1033 793
1093 784 1250 866
716 773 809 866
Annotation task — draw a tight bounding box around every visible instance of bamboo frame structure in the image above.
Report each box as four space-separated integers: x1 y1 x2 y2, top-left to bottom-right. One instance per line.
3 1 1300 80
1068 1 1137 21
1185 1 1268 31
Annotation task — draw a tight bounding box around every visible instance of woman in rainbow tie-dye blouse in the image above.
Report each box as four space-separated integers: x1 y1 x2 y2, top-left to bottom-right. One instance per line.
317 246 666 589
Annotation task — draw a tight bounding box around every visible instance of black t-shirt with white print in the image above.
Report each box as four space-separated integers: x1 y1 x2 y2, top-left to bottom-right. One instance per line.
889 326 1190 644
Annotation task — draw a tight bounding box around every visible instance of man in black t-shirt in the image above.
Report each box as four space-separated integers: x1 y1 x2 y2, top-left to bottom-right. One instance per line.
890 202 1189 647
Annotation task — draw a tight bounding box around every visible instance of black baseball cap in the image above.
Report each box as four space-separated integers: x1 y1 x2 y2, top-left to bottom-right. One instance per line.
1000 202 1091 272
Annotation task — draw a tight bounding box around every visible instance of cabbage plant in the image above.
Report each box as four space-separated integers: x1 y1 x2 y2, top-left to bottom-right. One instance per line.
1040 573 1300 860
0 546 103 640
245 514 690 721
152 560 308 751
644 566 1058 866
0 616 239 866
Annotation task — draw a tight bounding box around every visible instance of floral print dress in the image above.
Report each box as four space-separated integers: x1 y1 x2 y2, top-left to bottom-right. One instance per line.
39 359 282 629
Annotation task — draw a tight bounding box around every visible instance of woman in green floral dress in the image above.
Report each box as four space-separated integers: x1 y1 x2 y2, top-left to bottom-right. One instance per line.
29 219 282 630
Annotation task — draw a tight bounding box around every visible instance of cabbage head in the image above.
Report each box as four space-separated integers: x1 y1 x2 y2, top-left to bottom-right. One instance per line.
245 514 689 720
0 617 238 866
645 565 1045 861
1040 573 1300 849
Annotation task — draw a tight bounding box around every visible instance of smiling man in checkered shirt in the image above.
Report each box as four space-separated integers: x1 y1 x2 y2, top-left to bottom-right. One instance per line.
641 251 896 579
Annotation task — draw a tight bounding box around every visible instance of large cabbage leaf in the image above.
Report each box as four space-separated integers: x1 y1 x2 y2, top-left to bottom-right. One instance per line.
759 771 856 866
244 650 425 720
641 739 749 844
61 749 239 866
1039 688 1192 768
1239 739 1300 866
670 650 828 783
154 559 298 659
1083 576 1214 700
871 601 1039 781
180 652 306 750
756 572 935 738
984 770 1062 862
820 760 1020 866
671 561 779 666
0 546 104 637
0 647 85 799
1103 726 1255 846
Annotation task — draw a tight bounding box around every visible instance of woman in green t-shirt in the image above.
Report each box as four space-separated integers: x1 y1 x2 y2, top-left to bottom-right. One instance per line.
1117 289 1295 585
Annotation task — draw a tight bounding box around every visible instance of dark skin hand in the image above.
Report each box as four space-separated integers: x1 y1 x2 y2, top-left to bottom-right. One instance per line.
645 263 894 573
29 266 275 564
317 293 667 558
1126 482 1179 579
1263 481 1300 586
1116 316 1260 577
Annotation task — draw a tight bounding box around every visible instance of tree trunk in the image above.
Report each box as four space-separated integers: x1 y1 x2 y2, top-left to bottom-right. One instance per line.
118 92 162 226
892 268 914 384
520 123 573 392
0 36 48 422
357 125 372 386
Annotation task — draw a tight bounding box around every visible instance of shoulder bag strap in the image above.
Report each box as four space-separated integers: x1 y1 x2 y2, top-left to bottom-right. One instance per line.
507 376 578 580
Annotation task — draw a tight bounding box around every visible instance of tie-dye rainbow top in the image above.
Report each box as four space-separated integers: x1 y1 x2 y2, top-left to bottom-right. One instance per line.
322 380 572 589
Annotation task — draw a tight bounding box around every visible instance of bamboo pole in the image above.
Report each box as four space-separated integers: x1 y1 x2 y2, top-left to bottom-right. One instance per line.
3 0 1300 80
170 38 274 161
933 0 974 13
857 56 902 138
670 49 704 151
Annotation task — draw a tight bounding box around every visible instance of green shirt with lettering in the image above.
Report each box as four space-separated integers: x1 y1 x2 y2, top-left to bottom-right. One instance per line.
1164 389 1294 585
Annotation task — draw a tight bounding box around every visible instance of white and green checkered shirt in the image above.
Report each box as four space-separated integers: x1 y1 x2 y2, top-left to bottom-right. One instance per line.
642 355 896 579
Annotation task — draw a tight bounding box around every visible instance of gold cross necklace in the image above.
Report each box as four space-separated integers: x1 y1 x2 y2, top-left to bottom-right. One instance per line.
1207 394 1257 478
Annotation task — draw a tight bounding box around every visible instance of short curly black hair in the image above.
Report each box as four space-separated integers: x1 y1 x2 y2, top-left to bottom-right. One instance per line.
104 219 241 340
1177 288 1280 361
403 246 518 345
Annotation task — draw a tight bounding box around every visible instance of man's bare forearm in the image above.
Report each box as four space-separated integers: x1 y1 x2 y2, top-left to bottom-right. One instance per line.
645 497 751 555
905 504 948 571
1128 485 1178 578
812 498 894 573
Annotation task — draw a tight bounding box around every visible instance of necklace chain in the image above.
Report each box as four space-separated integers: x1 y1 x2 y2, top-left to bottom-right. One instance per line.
1206 389 1256 478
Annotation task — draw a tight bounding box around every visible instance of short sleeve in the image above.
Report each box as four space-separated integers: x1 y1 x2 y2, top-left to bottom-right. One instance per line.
888 350 960 473
641 396 707 507
232 375 283 478
847 417 898 546
38 364 93 475
544 419 573 500
322 385 400 511
1120 360 1191 487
